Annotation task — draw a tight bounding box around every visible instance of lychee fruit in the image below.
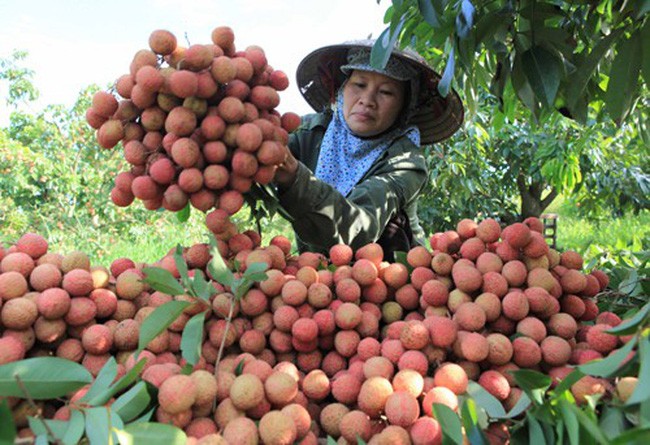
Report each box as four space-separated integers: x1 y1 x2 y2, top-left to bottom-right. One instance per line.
258 410 297 445
433 363 468 395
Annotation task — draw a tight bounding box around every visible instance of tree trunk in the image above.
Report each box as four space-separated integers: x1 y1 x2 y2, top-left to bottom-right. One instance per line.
517 174 558 219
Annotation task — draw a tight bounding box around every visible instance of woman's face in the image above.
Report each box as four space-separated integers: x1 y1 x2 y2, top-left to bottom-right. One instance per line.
342 70 406 138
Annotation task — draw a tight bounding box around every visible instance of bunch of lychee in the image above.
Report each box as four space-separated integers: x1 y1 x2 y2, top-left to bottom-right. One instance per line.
0 216 639 444
85 26 300 232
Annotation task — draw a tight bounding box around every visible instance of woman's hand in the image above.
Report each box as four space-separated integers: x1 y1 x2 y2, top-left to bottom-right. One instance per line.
274 145 299 189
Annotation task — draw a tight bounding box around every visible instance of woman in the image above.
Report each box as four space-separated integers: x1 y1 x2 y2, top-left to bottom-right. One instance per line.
273 40 463 261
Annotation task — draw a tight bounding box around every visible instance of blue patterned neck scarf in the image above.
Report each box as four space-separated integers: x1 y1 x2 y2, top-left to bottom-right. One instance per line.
314 92 420 197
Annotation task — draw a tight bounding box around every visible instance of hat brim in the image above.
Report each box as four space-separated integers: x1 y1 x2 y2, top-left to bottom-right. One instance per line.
295 40 464 145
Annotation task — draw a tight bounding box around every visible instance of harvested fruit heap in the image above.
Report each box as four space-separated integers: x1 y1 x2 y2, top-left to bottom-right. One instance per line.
0 215 638 444
86 26 301 237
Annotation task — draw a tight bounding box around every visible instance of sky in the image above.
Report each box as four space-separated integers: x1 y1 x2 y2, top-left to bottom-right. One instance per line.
0 0 389 125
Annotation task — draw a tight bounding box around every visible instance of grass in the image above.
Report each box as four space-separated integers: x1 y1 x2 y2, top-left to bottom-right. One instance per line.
100 215 290 266
555 212 649 252
543 197 649 265
5 194 647 269
9 205 294 267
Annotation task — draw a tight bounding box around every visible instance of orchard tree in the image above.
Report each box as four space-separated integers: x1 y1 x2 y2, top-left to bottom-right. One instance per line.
0 50 39 106
372 0 648 227
418 98 648 231
0 51 166 253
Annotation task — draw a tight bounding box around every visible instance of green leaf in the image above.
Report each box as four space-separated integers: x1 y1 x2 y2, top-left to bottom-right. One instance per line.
534 25 574 55
553 419 564 445
190 269 214 302
619 269 639 295
142 266 185 296
474 9 510 44
0 399 17 445
544 422 557 443
438 47 455 98
512 369 552 405
0 357 92 399
244 261 270 276
176 203 190 222
137 300 191 353
607 302 650 335
628 335 650 404
605 30 642 124
207 240 234 288
552 369 585 397
568 403 609 444
86 357 147 406
81 356 118 404
512 53 538 114
28 417 68 442
242 262 270 283
371 18 406 70
417 0 440 28
62 409 85 445
599 405 626 440
460 397 479 429
235 358 246 376
489 60 510 107
577 335 637 377
569 94 588 124
558 398 579 445
84 407 124 445
181 311 207 366
85 407 111 445
432 403 463 445
112 381 151 423
233 277 257 301
115 422 187 445
641 397 650 426
609 427 650 445
173 245 190 286
466 381 506 418
642 20 650 85
565 28 624 109
460 398 489 445
522 46 562 108
503 392 531 419
243 271 270 283
130 407 156 425
455 0 475 39
527 413 546 443
326 436 337 445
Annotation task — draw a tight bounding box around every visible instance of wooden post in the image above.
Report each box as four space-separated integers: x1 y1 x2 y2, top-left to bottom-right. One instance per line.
540 213 558 249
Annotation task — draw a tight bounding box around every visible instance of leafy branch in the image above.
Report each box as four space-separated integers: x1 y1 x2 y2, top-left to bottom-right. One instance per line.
140 233 268 391
14 375 62 445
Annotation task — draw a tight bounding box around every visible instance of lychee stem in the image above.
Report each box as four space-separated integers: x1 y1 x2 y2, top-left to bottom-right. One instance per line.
14 375 63 445
212 293 237 410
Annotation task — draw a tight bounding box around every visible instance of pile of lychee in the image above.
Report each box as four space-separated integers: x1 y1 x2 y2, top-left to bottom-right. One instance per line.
86 26 300 231
0 215 638 444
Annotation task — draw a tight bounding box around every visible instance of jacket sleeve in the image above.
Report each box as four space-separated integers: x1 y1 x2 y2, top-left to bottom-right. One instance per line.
277 140 427 253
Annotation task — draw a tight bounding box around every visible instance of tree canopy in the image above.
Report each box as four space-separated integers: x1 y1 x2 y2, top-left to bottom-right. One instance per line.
372 0 648 228
375 0 648 125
